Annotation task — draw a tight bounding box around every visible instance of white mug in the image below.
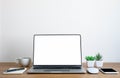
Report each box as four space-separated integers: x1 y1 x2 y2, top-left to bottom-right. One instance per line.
16 57 31 67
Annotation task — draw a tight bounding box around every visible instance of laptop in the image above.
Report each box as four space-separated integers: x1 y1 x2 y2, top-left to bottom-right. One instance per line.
27 34 86 73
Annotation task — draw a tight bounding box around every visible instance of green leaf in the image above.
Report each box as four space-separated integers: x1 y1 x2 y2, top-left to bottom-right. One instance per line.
85 56 95 61
95 53 103 61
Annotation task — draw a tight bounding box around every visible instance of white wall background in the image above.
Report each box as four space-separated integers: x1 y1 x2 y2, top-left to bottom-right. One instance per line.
0 0 120 62
0 0 2 60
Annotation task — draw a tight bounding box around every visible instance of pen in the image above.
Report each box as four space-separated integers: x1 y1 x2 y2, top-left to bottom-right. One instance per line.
6 68 25 72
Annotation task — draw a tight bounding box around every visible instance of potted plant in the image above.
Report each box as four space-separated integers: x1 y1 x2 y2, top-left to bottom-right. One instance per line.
95 53 103 67
85 56 95 68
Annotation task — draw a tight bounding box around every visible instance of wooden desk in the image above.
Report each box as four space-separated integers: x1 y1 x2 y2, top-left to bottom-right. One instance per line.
0 62 120 78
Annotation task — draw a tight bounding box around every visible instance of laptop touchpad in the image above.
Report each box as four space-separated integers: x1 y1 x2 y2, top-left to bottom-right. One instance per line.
43 69 70 73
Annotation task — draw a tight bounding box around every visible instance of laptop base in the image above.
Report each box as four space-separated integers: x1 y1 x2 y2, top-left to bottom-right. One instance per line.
27 67 86 74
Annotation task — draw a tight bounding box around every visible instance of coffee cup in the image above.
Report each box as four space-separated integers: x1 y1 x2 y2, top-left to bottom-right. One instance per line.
16 57 31 67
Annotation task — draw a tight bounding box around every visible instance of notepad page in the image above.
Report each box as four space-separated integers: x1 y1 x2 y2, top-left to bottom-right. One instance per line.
3 68 27 74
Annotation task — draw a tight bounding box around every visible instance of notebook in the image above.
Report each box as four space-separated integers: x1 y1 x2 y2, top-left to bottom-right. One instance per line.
3 68 27 74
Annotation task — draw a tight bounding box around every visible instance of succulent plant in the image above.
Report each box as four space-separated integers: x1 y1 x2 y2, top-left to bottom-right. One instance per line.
95 53 103 61
85 56 95 61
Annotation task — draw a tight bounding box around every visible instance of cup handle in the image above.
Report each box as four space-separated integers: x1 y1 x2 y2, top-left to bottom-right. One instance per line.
16 58 20 64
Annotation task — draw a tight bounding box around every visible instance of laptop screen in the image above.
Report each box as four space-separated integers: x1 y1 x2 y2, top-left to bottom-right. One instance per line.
33 34 82 66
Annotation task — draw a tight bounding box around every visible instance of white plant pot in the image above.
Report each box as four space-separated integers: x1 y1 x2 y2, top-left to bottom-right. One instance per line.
95 61 103 67
87 61 95 68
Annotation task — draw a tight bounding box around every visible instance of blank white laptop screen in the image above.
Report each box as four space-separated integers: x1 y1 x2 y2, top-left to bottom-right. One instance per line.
34 34 82 65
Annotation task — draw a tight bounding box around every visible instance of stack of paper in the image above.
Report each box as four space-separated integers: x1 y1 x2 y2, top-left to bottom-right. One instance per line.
3 68 27 74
